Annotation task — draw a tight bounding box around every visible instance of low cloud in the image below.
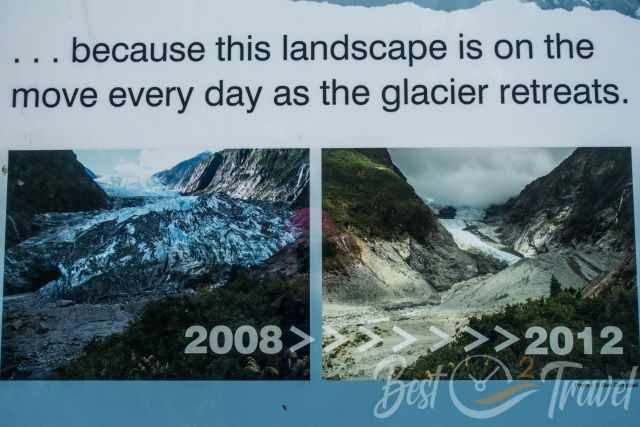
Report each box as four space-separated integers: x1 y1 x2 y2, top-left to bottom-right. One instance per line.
389 147 574 208
114 149 207 180
77 149 208 182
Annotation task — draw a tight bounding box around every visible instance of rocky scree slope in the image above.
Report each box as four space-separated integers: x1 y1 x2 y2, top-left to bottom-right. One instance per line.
322 148 502 303
482 147 636 300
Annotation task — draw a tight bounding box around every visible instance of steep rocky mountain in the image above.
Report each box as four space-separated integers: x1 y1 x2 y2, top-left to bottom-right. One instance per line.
322 149 501 303
153 149 310 205
403 148 639 380
150 151 211 192
486 147 634 256
5 150 109 248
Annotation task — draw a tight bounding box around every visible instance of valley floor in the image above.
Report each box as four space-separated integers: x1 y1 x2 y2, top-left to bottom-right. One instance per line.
323 211 623 379
1 292 144 378
323 301 465 379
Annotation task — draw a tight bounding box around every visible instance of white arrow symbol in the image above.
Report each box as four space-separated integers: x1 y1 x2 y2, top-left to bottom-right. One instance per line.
289 326 315 353
323 326 348 354
463 326 489 352
494 326 520 352
429 326 452 352
392 326 417 353
365 317 390 325
357 327 383 353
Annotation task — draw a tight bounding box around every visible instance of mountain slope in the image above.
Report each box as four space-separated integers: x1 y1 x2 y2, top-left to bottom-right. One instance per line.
5 150 109 248
487 147 634 256
153 149 310 205
322 149 501 303
152 151 211 191
323 146 637 379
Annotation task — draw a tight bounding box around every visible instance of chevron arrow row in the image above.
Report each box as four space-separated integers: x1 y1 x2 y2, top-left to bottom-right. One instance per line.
357 327 383 353
323 326 348 354
289 326 315 353
463 326 489 353
392 326 417 353
429 326 452 352
494 326 519 352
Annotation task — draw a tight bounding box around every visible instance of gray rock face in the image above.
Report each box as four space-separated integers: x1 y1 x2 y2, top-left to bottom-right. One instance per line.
148 151 211 191
486 148 634 256
325 228 504 304
154 149 310 204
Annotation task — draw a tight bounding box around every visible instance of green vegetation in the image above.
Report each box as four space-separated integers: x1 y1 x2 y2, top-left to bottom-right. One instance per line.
59 273 309 380
322 149 437 243
402 284 639 380
550 275 562 297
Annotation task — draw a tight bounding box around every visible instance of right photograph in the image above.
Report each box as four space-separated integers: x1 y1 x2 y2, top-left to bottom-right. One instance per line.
322 147 638 380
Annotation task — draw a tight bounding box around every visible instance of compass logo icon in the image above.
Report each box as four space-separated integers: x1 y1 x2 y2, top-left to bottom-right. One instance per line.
449 355 539 419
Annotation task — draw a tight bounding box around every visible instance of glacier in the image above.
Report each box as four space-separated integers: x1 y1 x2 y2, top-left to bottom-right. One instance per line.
4 190 302 301
428 204 522 264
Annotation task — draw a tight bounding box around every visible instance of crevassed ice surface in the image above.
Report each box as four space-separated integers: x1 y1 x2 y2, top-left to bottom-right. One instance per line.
5 188 300 299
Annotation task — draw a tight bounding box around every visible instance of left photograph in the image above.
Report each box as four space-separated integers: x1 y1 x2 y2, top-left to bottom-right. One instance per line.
1 148 310 380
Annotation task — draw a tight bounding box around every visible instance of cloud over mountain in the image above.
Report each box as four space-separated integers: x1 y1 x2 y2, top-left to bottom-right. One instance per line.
389 147 573 207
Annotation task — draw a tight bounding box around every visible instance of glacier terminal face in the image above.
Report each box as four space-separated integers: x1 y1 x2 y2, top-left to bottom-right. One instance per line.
5 192 301 301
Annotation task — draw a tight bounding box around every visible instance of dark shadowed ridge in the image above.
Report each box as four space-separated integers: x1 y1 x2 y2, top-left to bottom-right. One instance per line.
5 150 109 248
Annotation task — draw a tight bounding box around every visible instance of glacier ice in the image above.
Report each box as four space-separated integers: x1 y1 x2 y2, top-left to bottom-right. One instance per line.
5 191 302 300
